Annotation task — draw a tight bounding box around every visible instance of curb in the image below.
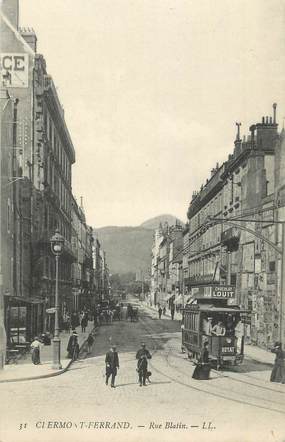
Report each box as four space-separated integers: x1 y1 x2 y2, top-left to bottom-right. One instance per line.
0 326 98 384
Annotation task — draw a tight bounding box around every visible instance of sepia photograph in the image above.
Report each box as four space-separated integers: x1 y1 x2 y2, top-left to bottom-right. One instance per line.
0 1 285 441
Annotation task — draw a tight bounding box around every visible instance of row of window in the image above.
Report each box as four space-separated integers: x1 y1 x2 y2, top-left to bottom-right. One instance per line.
43 108 71 184
43 256 71 281
44 204 71 242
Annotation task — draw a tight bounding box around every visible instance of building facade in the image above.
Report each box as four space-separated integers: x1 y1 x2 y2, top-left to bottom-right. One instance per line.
0 1 109 355
185 105 285 348
150 222 183 307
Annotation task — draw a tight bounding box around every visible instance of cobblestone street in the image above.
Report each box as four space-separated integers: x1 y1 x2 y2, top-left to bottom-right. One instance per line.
0 301 285 442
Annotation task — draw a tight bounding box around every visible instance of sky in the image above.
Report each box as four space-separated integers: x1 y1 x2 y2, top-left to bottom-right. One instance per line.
20 0 285 227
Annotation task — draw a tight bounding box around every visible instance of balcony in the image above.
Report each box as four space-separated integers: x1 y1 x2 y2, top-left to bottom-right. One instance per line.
184 275 215 286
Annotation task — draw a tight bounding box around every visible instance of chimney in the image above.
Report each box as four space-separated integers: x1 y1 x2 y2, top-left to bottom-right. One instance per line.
273 103 277 124
1 0 19 29
19 28 37 52
80 196 84 209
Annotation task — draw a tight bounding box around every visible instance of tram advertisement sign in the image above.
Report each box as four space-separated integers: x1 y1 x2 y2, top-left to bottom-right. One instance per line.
212 286 235 298
191 285 235 299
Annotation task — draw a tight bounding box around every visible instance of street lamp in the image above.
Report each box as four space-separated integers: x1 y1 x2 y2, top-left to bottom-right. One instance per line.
50 229 64 369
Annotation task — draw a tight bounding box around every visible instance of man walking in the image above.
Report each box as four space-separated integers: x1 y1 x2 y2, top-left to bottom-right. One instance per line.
105 345 119 388
136 342 152 386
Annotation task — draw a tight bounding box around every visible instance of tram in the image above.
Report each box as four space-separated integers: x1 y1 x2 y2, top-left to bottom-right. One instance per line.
182 285 249 369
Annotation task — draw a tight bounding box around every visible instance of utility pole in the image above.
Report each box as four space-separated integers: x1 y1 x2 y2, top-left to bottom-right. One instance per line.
0 89 10 369
280 223 285 342
227 251 231 286
141 269 144 301
182 269 185 308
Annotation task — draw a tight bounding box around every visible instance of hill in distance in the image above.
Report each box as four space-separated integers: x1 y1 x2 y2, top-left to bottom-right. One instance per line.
95 214 184 275
140 214 184 230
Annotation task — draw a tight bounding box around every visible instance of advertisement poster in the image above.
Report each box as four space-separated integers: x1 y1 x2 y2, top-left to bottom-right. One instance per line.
0 1 285 442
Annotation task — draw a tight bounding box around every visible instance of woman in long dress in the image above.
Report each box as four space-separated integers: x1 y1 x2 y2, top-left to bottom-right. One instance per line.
270 342 285 384
31 337 42 365
192 341 211 380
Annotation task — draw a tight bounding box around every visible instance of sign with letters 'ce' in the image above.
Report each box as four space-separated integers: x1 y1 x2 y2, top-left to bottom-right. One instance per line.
0 53 29 88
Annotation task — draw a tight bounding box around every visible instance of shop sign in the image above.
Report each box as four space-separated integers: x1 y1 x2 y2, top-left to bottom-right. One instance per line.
0 53 29 88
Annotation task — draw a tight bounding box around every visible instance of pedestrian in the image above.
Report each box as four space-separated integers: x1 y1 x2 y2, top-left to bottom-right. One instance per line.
136 342 152 386
170 305 175 320
158 306 162 319
30 336 42 365
105 345 119 388
192 341 211 380
81 314 88 333
67 330 80 360
270 342 285 384
71 311 78 330
87 332 94 354
211 320 226 336
162 306 166 315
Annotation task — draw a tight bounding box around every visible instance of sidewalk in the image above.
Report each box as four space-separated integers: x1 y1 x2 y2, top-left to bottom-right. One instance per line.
0 321 95 383
142 301 274 366
244 344 275 365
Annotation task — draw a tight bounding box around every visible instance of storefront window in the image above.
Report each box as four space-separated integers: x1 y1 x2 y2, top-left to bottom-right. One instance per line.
9 306 27 344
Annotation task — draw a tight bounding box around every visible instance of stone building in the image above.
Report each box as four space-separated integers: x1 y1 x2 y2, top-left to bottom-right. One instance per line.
185 105 285 347
150 223 183 306
0 1 107 348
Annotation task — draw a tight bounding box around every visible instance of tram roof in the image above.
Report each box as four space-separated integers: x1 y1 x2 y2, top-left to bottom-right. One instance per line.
184 305 249 314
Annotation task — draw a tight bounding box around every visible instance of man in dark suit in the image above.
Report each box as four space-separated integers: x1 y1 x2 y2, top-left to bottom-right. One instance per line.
105 345 119 388
136 343 152 386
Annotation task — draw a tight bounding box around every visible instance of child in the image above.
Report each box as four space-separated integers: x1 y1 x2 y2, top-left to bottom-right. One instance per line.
87 333 94 354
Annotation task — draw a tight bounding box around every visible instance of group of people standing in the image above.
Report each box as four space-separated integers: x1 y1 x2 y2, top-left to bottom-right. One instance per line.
158 304 175 320
104 342 152 388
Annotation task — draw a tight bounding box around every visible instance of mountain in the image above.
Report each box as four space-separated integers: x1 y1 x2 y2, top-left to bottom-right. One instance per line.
140 214 184 230
95 214 183 275
95 226 153 275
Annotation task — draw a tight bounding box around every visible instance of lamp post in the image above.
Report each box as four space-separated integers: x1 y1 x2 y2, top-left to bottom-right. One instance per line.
50 229 64 370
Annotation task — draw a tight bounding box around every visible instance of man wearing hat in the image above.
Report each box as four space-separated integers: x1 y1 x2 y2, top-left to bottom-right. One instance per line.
105 345 120 388
67 330 79 360
270 342 285 384
136 343 152 386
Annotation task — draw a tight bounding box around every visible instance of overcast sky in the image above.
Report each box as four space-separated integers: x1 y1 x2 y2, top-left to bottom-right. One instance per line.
20 0 285 227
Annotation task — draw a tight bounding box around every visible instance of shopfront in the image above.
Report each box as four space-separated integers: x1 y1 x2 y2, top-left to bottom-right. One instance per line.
4 296 45 346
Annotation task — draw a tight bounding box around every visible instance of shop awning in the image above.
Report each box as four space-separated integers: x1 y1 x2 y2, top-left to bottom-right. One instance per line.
5 296 45 305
